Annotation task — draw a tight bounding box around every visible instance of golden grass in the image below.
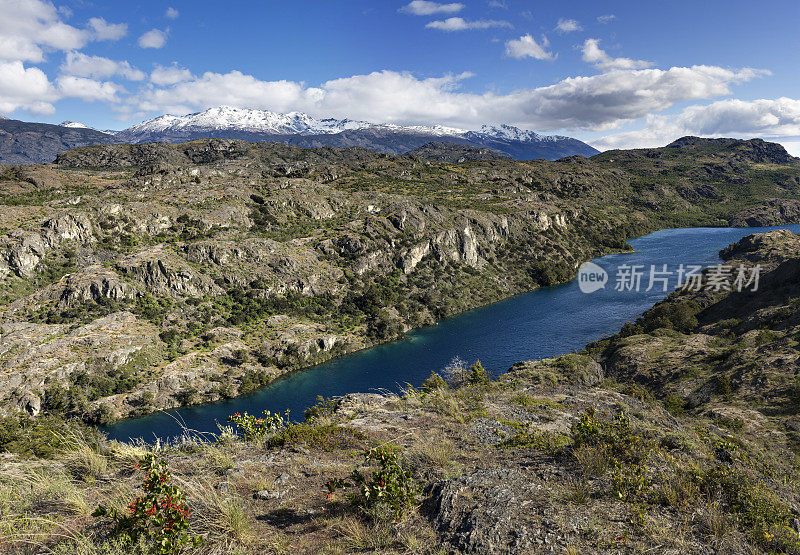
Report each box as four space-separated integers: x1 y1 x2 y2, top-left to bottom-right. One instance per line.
181 480 252 547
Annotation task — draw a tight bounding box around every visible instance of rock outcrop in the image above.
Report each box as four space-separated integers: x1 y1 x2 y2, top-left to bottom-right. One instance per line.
730 198 800 227
0 212 94 277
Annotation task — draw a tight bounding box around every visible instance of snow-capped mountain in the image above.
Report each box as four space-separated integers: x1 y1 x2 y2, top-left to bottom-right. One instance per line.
116 106 373 143
470 124 568 143
60 121 90 129
112 106 599 160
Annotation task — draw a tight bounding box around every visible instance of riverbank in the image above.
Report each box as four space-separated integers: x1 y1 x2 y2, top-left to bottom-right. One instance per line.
104 225 800 442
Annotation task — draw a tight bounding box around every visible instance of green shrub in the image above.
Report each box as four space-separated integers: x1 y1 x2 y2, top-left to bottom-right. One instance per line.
527 260 574 287
304 396 342 421
325 445 419 515
662 393 686 416
716 374 733 399
623 300 701 335
238 368 270 394
755 329 780 346
421 371 448 392
268 422 366 451
227 410 286 442
700 466 800 549
571 408 649 465
714 415 744 433
498 423 569 454
612 463 649 501
0 414 85 458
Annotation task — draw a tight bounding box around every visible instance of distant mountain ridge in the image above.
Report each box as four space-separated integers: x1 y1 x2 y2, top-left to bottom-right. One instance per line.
113 106 600 161
0 118 120 165
0 107 599 164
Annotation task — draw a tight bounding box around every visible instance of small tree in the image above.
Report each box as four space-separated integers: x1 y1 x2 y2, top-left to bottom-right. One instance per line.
227 409 286 442
468 360 489 385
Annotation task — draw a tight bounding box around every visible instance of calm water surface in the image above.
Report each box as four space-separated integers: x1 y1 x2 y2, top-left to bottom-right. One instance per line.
105 225 800 442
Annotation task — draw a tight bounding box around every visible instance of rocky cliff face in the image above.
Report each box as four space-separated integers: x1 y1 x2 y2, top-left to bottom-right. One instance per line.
731 198 800 226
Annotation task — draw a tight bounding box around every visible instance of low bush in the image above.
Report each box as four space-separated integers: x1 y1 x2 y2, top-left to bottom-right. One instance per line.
700 466 800 550
622 299 701 335
571 408 650 465
268 422 366 451
93 454 202 554
662 393 686 416
420 371 448 392
326 445 419 515
304 396 342 421
498 423 570 454
227 410 286 442
468 360 490 385
0 414 84 458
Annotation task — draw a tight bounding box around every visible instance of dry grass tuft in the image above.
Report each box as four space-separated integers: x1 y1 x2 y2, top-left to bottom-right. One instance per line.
182 480 252 548
573 444 610 477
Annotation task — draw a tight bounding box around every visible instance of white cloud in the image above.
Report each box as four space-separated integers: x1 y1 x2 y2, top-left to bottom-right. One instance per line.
505 34 554 60
597 14 616 24
555 18 582 33
87 17 127 41
132 65 765 132
0 60 57 114
783 142 800 157
138 28 167 49
56 75 120 102
399 1 464 15
165 7 179 19
133 70 322 116
593 97 800 150
150 63 193 86
678 98 800 136
582 38 653 71
425 17 512 31
0 0 87 62
61 51 145 81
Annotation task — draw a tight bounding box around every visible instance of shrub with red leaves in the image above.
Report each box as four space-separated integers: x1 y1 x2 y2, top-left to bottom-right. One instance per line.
93 453 202 554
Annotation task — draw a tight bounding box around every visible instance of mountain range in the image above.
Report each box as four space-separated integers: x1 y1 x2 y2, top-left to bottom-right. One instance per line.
0 117 120 165
0 106 599 164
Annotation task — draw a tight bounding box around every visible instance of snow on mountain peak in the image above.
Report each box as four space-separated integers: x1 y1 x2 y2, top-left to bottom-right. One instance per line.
116 106 578 148
121 106 374 139
60 121 90 129
472 124 542 142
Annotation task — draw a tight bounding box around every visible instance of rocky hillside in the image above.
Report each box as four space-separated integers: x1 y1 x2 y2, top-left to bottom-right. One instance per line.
0 137 799 427
404 142 511 163
593 228 800 437
0 118 119 164
3 230 800 553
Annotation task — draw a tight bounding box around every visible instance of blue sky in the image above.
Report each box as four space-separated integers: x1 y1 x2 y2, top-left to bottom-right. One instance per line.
1 0 799 152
